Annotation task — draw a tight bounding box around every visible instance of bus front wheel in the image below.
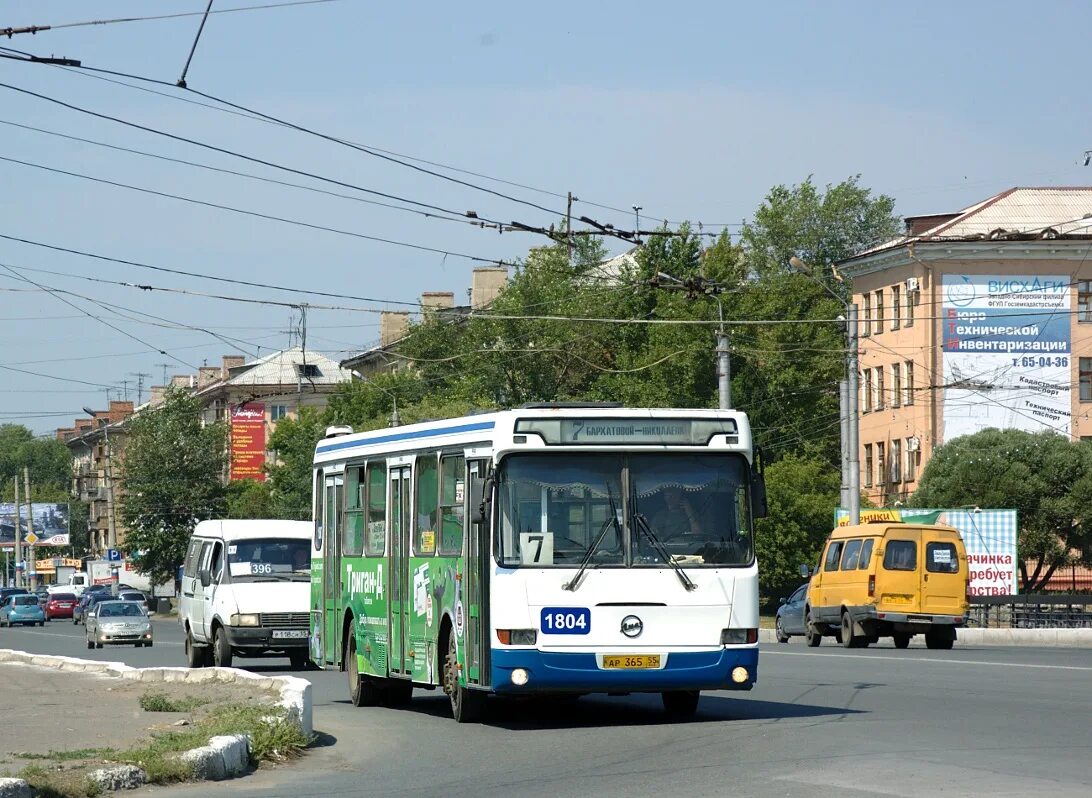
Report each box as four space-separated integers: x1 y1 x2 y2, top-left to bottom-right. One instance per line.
346 635 382 707
444 632 484 723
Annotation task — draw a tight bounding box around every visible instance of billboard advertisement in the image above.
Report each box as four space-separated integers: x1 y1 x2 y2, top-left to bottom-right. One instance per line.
836 508 1018 595
230 402 267 481
0 503 71 548
942 275 1071 440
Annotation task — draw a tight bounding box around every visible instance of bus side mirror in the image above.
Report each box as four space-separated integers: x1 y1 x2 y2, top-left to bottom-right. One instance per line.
476 474 495 523
799 563 813 578
750 450 768 519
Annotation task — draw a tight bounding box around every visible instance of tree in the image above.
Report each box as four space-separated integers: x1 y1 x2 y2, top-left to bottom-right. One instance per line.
0 424 72 501
263 407 328 521
911 428 1092 592
754 454 841 600
119 388 227 585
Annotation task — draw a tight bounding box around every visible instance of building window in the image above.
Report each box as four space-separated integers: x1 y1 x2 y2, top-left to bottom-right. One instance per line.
1082 358 1092 401
1080 281 1092 323
296 363 321 378
864 444 873 488
863 369 873 412
892 363 902 408
906 438 918 481
905 361 915 405
874 290 884 333
270 405 288 421
906 287 916 327
862 293 872 337
891 285 901 331
876 442 886 485
891 439 902 483
876 367 885 410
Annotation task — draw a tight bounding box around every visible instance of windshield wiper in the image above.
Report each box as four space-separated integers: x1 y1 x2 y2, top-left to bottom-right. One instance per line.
563 485 622 592
630 486 697 592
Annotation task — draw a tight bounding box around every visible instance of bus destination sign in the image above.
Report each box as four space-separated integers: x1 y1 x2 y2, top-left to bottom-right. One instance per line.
514 417 738 446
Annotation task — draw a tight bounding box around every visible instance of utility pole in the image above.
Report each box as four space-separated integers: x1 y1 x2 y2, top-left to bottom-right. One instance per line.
839 380 850 510
155 363 171 386
846 304 861 524
566 192 577 265
13 476 21 588
129 372 151 405
117 379 131 402
24 467 33 587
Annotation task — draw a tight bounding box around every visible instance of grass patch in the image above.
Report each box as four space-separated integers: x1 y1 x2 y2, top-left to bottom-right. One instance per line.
14 748 114 762
19 764 100 798
138 691 209 713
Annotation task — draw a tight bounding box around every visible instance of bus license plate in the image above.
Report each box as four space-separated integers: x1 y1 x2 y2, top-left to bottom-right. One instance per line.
602 654 661 669
271 630 308 639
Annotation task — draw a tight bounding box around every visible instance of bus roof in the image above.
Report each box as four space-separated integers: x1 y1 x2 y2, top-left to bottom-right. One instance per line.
313 407 752 465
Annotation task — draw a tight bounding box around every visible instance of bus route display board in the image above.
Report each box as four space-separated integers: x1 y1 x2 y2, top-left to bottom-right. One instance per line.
230 403 266 481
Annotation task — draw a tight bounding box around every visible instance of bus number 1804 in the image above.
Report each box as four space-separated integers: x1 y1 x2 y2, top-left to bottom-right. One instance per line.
540 607 591 634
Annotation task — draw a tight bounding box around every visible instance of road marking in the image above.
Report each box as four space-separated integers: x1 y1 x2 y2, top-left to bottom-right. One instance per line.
6 630 181 646
763 649 1092 672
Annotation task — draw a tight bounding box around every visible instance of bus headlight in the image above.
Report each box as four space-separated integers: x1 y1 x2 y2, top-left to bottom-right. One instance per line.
230 614 260 627
511 668 530 686
721 628 758 645
731 667 750 684
497 629 537 645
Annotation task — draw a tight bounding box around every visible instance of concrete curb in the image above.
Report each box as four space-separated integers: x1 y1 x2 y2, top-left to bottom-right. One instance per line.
0 649 313 791
759 627 1092 648
0 649 312 738
0 777 30 798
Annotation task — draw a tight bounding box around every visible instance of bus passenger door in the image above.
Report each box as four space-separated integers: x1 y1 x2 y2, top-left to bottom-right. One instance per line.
389 467 412 676
465 460 491 686
322 473 343 667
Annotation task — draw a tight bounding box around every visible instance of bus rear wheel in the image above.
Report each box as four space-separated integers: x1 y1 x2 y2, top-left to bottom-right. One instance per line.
346 635 381 707
662 690 700 719
444 631 484 723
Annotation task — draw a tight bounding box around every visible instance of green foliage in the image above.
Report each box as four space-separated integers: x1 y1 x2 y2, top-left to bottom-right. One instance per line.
119 388 227 585
0 424 72 501
754 454 841 599
911 428 1092 591
224 479 277 520
263 407 328 521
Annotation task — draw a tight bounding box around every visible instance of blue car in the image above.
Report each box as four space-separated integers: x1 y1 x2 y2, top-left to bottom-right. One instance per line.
1 593 46 627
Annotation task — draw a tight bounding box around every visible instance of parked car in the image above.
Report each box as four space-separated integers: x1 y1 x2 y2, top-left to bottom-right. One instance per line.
85 600 153 648
45 592 78 620
34 587 50 608
775 583 809 643
73 592 111 625
1 593 46 627
805 522 969 649
117 590 150 612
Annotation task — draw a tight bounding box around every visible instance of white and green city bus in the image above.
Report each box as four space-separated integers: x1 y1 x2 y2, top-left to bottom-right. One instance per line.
310 404 766 722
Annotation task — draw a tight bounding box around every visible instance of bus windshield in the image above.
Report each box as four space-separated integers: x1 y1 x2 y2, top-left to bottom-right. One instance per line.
227 537 310 582
496 453 753 568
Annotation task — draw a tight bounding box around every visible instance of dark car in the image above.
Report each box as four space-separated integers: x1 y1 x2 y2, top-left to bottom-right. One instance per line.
116 590 150 612
775 583 809 643
46 592 78 620
73 592 111 625
0 587 29 604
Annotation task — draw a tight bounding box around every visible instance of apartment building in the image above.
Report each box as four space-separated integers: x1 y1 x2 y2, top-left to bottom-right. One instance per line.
840 187 1092 505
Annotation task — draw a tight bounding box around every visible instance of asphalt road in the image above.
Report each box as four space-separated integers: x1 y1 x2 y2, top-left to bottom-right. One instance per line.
4 619 1091 798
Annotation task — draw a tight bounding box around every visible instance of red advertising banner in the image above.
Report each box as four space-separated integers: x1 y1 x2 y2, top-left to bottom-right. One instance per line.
230 403 266 481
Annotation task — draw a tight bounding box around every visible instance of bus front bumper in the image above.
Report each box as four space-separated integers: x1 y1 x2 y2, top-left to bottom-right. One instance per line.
490 647 758 694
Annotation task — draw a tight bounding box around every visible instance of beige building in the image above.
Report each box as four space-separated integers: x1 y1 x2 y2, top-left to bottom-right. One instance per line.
841 187 1092 505
60 401 135 553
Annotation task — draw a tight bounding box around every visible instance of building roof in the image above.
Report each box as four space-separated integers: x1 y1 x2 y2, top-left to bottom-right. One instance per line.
847 187 1092 263
199 347 353 392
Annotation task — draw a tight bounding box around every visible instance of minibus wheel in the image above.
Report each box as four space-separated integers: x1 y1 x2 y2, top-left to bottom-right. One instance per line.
804 611 822 647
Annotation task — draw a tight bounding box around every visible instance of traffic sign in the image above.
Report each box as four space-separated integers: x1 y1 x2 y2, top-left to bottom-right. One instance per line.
23 532 39 546
106 549 122 562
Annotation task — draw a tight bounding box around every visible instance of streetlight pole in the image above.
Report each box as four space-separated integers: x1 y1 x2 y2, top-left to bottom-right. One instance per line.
789 256 860 524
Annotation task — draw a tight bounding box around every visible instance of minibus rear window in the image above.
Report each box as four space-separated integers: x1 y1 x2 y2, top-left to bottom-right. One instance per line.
883 540 916 571
926 542 959 574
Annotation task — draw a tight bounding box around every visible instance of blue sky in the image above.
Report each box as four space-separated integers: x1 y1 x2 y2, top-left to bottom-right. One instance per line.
1 0 1090 432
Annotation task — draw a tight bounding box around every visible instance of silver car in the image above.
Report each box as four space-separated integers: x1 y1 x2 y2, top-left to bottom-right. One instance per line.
86 600 154 649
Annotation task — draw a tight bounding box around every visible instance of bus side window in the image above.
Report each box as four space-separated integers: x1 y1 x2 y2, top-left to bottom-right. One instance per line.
823 542 843 571
343 466 365 557
415 455 438 555
857 538 875 569
365 463 386 556
439 454 466 556
840 539 863 570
